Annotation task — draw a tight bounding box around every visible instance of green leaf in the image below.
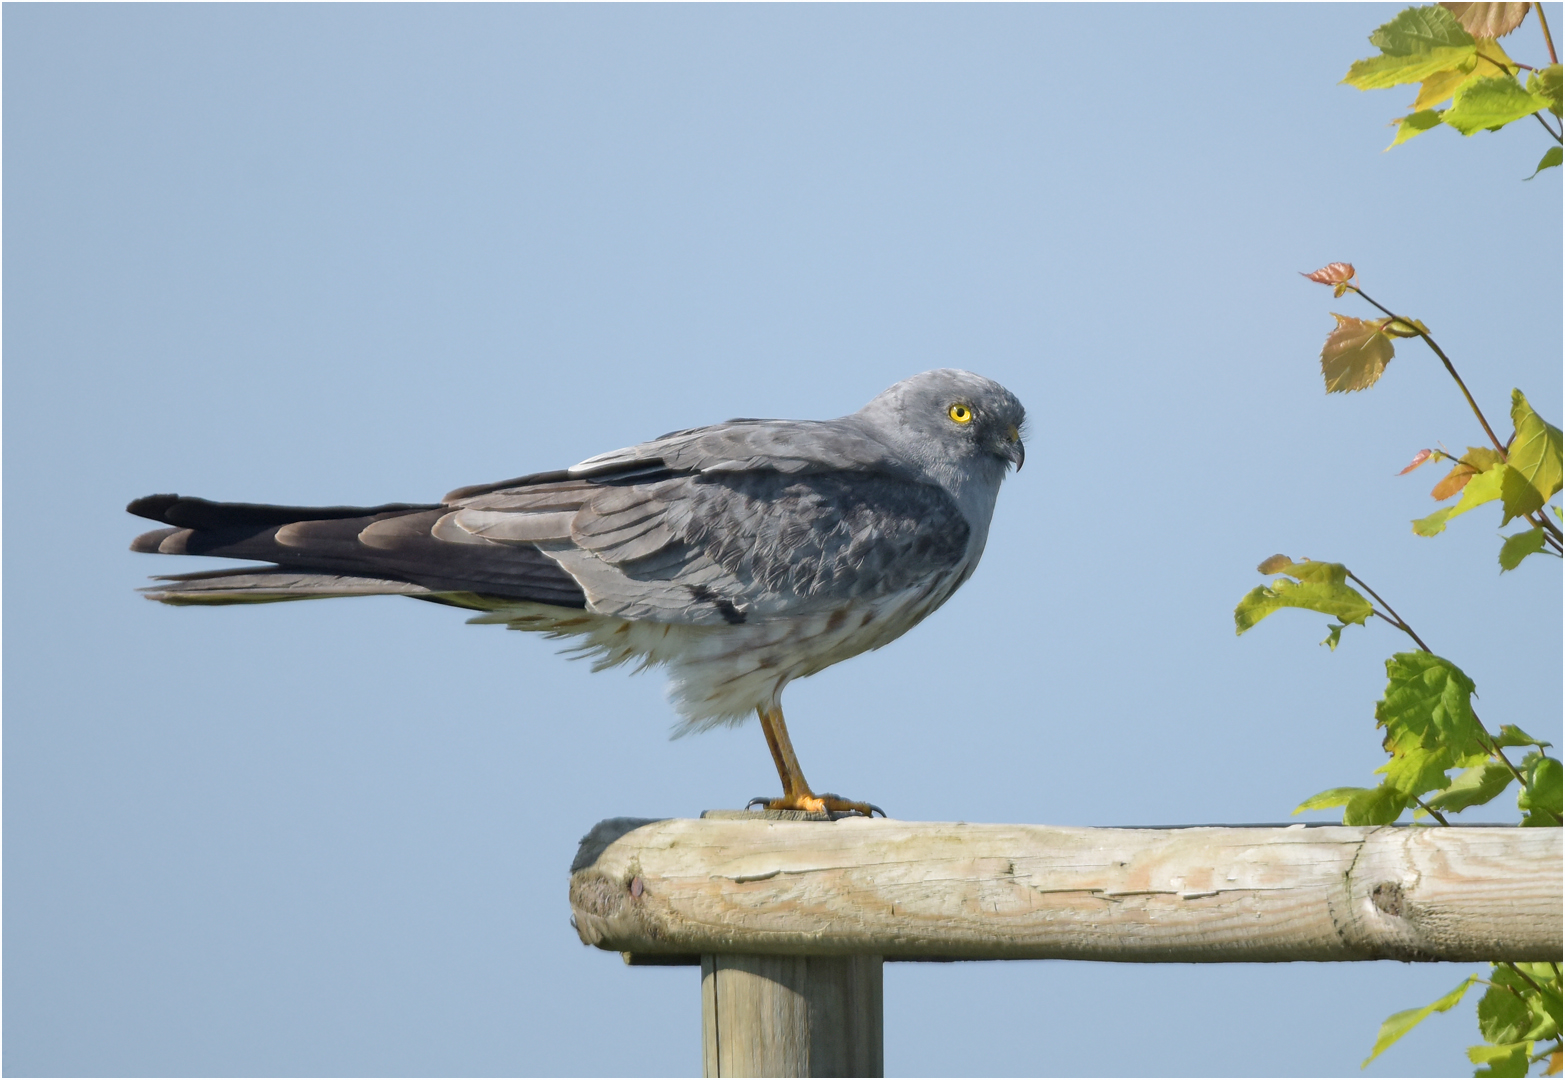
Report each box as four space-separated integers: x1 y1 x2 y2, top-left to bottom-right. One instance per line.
1498 461 1545 522
1377 744 1457 799
1416 61 1479 108
1414 464 1508 534
1320 314 1395 392
1528 63 1563 116
1518 755 1562 825
1425 761 1514 812
1495 724 1550 749
1390 108 1448 146
1363 975 1478 1067
1479 964 1560 1044
1345 782 1410 825
1443 74 1551 134
1293 786 1366 814
1347 49 1478 90
1234 579 1374 635
1507 390 1563 505
1526 146 1563 178
1321 622 1347 650
1498 527 1546 570
1374 6 1477 51
1467 1040 1533 1077
1377 652 1488 763
1414 506 1457 535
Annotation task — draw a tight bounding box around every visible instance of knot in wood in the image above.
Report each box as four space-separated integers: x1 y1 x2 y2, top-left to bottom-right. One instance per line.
1371 881 1403 918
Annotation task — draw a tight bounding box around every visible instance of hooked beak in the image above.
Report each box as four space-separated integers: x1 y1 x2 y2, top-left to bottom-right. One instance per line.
1000 425 1024 471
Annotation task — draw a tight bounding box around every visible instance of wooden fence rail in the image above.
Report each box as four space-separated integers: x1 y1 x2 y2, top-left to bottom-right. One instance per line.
568 814 1562 1076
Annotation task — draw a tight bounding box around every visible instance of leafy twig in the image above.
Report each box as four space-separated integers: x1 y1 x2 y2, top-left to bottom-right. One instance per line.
1348 571 1543 801
1348 287 1507 455
1347 286 1564 544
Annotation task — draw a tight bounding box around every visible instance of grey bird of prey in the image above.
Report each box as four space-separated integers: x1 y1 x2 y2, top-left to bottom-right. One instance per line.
128 369 1025 816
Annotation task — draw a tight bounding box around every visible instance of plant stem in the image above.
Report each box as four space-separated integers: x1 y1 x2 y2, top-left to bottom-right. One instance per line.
1347 288 1565 544
1471 709 1534 791
1536 111 1565 143
1537 2 1559 65
1412 795 1451 825
1350 572 1434 652
1350 287 1508 455
1503 961 1549 997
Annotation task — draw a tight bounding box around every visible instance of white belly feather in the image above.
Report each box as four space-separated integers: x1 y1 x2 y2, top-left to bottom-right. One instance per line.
469 560 971 733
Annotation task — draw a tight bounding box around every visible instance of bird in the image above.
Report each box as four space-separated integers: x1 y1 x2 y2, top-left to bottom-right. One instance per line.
127 368 1025 817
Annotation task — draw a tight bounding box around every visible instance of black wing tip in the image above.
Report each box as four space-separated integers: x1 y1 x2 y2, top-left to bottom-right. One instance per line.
128 494 181 521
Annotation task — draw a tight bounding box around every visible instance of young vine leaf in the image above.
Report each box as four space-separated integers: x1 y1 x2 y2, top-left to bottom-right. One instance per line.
1445 74 1556 134
1234 557 1373 636
1344 5 1562 155
1527 145 1564 177
1430 447 1504 500
1506 391 1563 508
1517 753 1563 826
1498 526 1546 570
1477 963 1562 1045
1399 448 1436 474
1321 314 1395 392
1302 262 1356 285
1362 975 1479 1067
1440 2 1531 40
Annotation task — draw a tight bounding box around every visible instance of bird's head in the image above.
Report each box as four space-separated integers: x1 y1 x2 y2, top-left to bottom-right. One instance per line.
858 370 1027 485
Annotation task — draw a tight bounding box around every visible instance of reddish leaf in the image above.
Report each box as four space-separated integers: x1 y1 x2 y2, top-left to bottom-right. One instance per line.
1398 449 1434 475
1302 263 1356 285
1431 461 1478 500
1320 314 1394 393
1439 1 1530 38
1429 446 1505 501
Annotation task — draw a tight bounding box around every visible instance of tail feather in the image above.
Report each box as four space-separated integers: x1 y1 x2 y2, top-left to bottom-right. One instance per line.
141 567 443 606
127 493 588 609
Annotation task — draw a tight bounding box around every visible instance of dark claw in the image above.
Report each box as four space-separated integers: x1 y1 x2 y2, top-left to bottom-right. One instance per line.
746 796 773 810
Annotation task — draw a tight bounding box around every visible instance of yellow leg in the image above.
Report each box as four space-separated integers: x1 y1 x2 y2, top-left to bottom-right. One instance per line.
753 705 882 817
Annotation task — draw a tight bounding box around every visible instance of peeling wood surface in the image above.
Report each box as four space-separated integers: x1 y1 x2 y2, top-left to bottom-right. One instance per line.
569 817 1563 963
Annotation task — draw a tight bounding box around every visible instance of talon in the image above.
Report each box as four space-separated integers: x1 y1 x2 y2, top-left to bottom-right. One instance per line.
746 797 771 810
816 793 884 818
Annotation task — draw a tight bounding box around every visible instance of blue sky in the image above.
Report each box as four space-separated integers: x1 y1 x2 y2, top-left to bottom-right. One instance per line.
5 5 1560 1076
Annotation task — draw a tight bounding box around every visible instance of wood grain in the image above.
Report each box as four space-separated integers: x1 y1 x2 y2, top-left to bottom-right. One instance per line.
569 817 1563 963
701 954 882 1077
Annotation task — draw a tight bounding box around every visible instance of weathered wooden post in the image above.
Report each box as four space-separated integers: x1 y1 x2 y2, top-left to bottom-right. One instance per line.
569 814 1563 1078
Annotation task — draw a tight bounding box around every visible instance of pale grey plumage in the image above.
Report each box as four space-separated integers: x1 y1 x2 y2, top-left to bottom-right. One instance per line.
130 369 1025 732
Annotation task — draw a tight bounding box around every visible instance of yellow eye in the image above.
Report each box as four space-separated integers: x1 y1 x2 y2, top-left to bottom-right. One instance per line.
948 404 973 424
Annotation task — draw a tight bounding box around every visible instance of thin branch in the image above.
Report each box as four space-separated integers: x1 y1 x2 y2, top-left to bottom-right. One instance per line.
1503 961 1549 997
1536 111 1564 143
1471 708 1533 790
1345 287 1565 544
1411 795 1451 826
1347 287 1508 455
1350 572 1434 652
1537 2 1559 66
